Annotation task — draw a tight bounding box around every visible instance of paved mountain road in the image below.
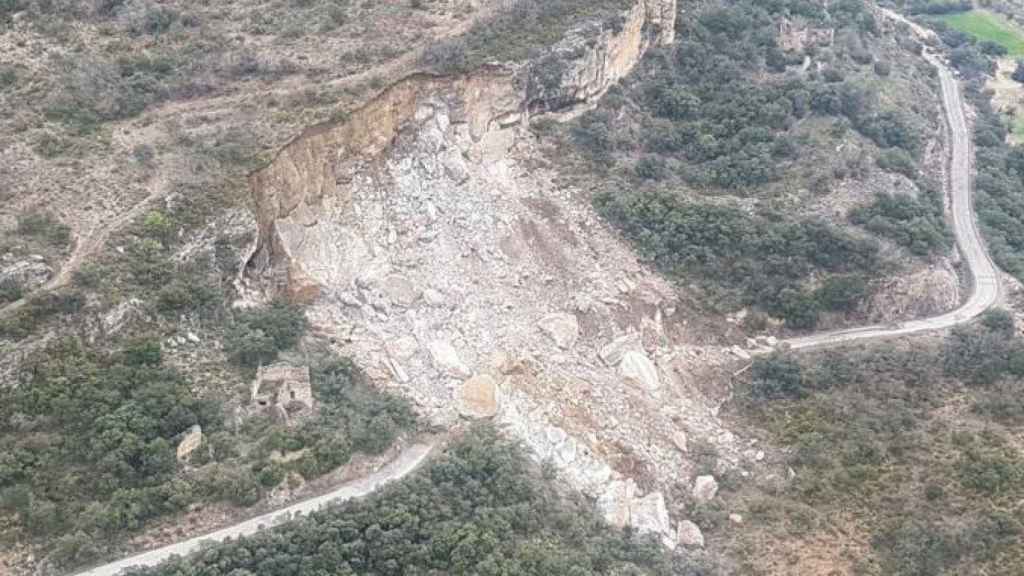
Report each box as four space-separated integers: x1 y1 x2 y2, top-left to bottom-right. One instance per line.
780 8 1002 351
73 443 435 576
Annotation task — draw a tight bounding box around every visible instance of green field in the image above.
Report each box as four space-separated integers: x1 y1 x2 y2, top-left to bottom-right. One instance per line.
941 9 1024 56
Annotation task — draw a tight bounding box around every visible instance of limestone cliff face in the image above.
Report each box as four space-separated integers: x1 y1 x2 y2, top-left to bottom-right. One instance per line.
244 0 677 295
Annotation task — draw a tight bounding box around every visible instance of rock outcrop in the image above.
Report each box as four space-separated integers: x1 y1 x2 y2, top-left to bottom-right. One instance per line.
677 520 705 548
693 475 720 503
0 256 52 293
176 425 203 462
243 1 678 301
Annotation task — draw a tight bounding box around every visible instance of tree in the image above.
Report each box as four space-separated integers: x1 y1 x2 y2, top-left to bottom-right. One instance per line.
1012 60 1024 84
751 354 806 399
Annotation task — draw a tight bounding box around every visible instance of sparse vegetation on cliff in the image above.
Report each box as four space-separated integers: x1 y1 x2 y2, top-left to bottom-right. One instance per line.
420 0 633 74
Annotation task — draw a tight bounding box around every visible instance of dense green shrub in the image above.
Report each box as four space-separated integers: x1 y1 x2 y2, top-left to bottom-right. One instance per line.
740 326 1024 574
814 274 869 312
750 354 806 399
596 188 879 324
125 427 693 576
876 148 919 178
0 277 23 304
567 0 925 191
960 80 1024 282
225 300 309 368
0 65 15 90
851 191 951 255
944 317 1024 386
0 338 221 548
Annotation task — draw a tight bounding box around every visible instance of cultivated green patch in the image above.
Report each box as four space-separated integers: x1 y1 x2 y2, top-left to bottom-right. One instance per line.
941 9 1024 56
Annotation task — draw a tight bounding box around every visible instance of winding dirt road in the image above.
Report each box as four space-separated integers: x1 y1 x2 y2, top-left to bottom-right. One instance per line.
781 8 1002 351
73 442 435 576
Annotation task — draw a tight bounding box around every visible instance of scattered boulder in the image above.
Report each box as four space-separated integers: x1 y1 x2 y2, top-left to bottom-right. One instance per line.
728 513 744 525
671 430 688 454
599 333 642 366
620 350 660 391
176 425 203 462
730 345 751 360
383 275 420 307
422 288 446 307
692 475 719 502
598 481 677 549
631 492 676 550
677 520 705 548
538 312 579 349
387 336 420 360
597 479 636 528
459 374 499 418
428 340 471 377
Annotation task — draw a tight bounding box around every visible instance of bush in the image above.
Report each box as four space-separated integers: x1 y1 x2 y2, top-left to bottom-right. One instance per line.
141 210 174 243
0 291 84 340
635 156 667 180
0 65 16 90
596 188 880 319
0 277 23 304
225 300 308 368
944 320 1024 386
750 354 806 400
851 192 950 255
155 272 221 317
876 148 918 178
1013 60 1024 84
815 275 869 312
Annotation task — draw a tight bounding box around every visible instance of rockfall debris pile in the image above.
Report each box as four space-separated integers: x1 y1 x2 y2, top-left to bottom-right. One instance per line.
240 0 771 548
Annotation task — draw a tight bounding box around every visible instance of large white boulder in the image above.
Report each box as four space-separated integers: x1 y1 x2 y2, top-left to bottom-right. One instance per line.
620 350 660 391
538 312 579 349
692 475 719 502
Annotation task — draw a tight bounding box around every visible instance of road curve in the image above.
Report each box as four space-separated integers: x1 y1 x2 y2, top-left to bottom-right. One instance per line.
73 442 436 576
780 8 1002 352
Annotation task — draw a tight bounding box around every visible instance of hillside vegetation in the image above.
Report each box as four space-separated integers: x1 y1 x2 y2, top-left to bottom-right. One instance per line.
717 313 1024 575
554 0 948 331
124 427 710 576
